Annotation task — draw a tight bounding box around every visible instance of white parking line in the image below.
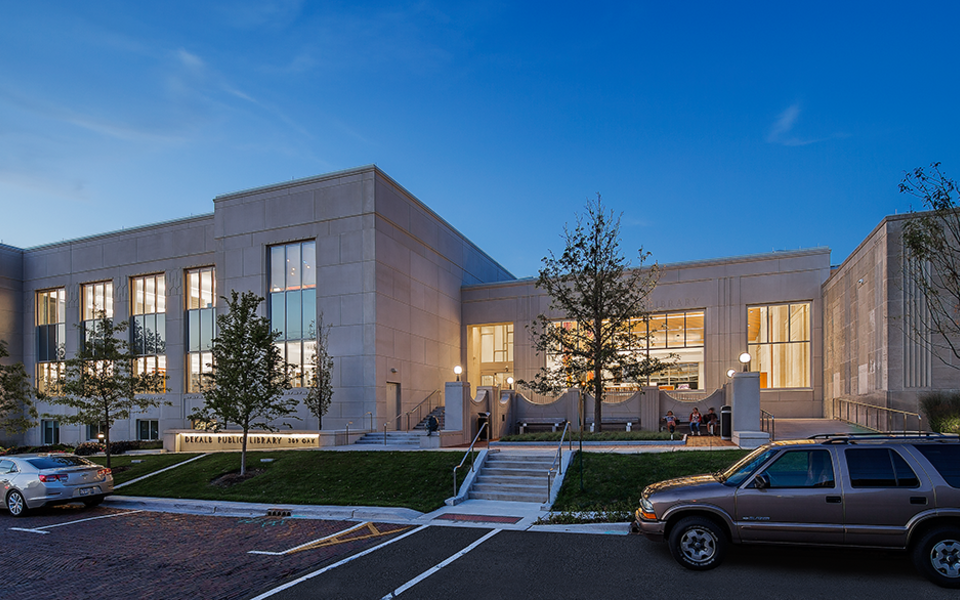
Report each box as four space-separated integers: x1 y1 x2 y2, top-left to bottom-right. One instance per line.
381 528 501 599
9 509 144 534
247 524 430 600
115 453 210 489
248 521 370 556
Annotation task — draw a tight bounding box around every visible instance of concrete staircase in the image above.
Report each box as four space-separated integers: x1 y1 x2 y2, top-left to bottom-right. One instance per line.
413 406 445 431
354 431 422 448
468 452 553 503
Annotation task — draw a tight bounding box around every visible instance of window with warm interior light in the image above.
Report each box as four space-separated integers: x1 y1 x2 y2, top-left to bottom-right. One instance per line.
81 281 114 346
185 267 215 393
131 274 166 392
545 310 705 391
269 241 317 387
747 302 811 388
36 288 66 394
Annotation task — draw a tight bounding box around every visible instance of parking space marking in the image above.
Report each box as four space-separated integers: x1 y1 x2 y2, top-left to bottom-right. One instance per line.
249 521 410 556
9 509 144 534
381 528 501 599
248 524 430 600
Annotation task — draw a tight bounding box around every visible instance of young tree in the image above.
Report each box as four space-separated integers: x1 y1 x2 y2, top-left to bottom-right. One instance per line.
190 291 294 475
47 314 166 467
304 313 334 430
900 163 960 366
0 339 37 436
520 195 669 432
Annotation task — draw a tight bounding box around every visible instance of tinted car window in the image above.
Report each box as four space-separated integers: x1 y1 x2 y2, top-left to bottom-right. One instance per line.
721 448 778 486
761 449 835 488
26 456 95 470
913 444 960 487
846 448 919 488
0 459 14 474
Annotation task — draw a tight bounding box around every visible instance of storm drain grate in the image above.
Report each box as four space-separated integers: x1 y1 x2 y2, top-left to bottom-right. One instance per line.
266 508 292 517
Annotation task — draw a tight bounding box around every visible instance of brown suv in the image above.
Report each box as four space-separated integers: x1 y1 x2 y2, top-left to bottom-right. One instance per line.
634 433 960 587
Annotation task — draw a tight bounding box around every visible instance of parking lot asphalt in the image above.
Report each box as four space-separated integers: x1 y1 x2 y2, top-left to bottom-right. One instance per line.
4 502 958 600
1 504 410 600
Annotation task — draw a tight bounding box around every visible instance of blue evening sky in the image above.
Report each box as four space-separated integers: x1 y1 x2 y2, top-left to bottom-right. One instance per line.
2 1 958 277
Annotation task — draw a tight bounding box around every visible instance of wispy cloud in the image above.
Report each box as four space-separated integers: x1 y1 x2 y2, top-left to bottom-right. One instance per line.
766 103 847 146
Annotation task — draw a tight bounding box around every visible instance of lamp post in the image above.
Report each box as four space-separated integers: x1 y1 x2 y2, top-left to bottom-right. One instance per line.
739 352 752 372
726 368 737 378
506 377 514 390
454 365 462 382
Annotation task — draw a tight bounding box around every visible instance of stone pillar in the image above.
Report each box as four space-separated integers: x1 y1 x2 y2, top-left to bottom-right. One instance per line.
444 381 469 433
730 372 769 448
640 386 660 432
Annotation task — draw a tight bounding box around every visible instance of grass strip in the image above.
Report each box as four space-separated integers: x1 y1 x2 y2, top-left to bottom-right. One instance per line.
551 449 749 518
114 450 475 513
89 453 203 485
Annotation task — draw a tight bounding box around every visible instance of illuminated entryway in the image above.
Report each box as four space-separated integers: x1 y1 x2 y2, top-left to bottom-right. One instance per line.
467 323 514 389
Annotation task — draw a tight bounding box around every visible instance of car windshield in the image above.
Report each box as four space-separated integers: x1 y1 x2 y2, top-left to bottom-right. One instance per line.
717 447 779 486
26 456 95 470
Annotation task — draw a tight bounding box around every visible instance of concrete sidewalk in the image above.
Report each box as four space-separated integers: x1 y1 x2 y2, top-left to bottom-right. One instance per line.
102 494 632 535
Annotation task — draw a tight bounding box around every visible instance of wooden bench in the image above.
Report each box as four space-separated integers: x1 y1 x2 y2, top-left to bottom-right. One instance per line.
661 418 720 435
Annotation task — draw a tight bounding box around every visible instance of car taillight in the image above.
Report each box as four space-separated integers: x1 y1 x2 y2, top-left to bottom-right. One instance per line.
98 468 111 477
38 474 68 483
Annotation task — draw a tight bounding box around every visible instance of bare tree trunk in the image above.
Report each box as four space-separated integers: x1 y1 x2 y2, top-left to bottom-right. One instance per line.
240 425 248 475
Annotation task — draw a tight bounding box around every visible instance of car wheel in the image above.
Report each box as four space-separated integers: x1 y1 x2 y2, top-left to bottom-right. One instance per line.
668 516 727 570
83 496 105 508
7 490 28 517
913 527 960 588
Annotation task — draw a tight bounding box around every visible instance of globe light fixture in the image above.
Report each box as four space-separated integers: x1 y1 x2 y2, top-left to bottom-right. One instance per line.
507 377 514 389
454 365 462 382
726 368 736 378
739 352 751 372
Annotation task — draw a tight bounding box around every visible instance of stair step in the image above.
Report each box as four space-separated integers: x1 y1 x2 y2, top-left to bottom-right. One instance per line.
468 491 547 503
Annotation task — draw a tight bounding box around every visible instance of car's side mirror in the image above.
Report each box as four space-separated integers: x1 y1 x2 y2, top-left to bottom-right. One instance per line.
753 473 770 490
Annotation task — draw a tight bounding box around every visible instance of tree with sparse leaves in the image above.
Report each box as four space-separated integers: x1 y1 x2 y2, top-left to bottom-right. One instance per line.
901 163 960 368
190 291 294 475
46 313 166 468
0 339 37 436
520 195 669 432
304 313 334 430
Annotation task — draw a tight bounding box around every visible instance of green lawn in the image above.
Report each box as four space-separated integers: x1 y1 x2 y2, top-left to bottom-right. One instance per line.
88 453 203 485
113 450 475 513
552 449 749 514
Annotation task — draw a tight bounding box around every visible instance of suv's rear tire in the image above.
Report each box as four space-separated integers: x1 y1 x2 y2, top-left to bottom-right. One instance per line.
913 527 960 588
668 516 727 570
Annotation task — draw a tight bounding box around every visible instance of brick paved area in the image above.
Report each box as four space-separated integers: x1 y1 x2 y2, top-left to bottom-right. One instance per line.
1 504 409 600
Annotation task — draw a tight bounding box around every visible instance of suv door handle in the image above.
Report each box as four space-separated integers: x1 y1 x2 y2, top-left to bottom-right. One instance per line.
826 496 842 504
910 496 928 505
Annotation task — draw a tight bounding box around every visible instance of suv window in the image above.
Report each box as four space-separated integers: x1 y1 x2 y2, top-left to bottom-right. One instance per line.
913 444 960 488
759 449 835 488
720 447 778 486
845 448 919 488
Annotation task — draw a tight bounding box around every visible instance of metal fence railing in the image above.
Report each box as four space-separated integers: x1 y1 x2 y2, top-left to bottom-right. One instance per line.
833 398 923 433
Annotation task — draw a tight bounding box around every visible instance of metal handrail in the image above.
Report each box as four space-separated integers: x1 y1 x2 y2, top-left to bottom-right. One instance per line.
760 409 776 441
833 398 923 433
365 412 374 431
452 422 488 498
405 390 440 431
546 421 572 498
